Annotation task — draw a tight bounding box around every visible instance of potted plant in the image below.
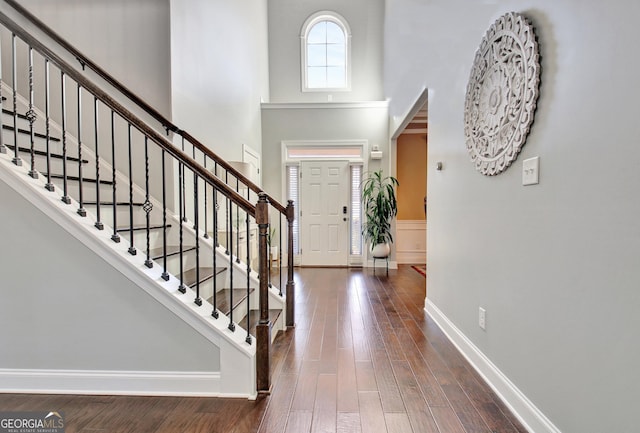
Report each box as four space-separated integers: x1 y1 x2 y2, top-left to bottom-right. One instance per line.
361 169 399 258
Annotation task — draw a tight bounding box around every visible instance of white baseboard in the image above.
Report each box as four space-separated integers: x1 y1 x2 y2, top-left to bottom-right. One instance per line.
0 369 225 397
425 299 561 433
396 250 426 264
366 259 397 269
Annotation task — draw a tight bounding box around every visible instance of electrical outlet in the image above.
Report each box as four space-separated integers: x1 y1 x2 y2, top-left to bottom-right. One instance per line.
479 307 486 330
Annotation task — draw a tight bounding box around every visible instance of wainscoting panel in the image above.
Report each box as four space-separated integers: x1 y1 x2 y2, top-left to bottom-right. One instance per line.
396 220 426 264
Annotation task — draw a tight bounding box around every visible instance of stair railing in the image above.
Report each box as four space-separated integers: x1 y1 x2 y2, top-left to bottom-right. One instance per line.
3 0 295 323
0 0 293 393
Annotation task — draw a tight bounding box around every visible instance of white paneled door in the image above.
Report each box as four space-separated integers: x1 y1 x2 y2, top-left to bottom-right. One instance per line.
300 161 349 266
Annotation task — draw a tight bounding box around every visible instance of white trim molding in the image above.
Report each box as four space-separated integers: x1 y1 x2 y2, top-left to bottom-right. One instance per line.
0 369 225 397
262 101 389 110
425 299 561 433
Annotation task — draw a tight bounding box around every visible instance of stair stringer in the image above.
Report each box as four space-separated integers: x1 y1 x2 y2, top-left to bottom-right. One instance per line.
0 148 258 399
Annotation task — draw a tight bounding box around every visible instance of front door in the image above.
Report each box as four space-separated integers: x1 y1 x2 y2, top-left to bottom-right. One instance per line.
300 160 349 266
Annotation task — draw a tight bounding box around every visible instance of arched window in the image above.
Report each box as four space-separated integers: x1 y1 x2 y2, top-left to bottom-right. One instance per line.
301 12 351 91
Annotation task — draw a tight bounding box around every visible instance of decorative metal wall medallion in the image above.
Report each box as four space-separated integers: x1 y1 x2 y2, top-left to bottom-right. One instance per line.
464 12 540 175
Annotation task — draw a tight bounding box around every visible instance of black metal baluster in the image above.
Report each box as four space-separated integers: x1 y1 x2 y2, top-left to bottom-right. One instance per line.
246 214 252 344
211 187 219 319
225 171 230 255
228 196 235 332
161 150 169 281
192 145 197 230
236 177 241 264
0 32 5 155
127 124 135 255
214 192 219 248
93 97 103 230
247 186 252 271
279 214 283 296
11 34 21 166
268 221 273 289
143 137 153 268
110 111 120 243
178 159 186 294
60 72 70 204
180 137 187 222
203 158 209 239
76 84 86 216
26 47 37 179
194 173 202 306
43 59 53 191
214 162 220 248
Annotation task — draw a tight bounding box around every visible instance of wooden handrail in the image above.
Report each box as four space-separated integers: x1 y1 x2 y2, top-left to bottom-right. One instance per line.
3 0 287 215
0 9 255 216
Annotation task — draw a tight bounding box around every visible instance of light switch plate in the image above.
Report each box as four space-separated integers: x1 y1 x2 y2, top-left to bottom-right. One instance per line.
522 156 539 186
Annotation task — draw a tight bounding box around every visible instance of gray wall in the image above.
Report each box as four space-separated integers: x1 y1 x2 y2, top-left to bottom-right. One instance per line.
261 104 389 204
12 0 173 204
0 180 220 372
19 0 172 118
267 0 384 103
263 0 388 261
385 1 640 432
170 0 270 162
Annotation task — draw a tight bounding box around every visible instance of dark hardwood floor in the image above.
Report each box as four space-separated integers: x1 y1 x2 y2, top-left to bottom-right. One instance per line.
0 266 527 433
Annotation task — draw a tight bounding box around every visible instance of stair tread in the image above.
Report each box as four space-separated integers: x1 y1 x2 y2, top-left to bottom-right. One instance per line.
84 201 146 207
5 144 87 163
182 266 226 288
241 309 282 336
149 245 197 260
1 108 29 120
1 123 61 141
42 173 115 185
209 288 254 316
115 224 171 234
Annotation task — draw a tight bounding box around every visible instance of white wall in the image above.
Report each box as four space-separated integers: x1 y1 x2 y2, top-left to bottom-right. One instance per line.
170 0 270 162
0 180 220 373
19 0 172 118
267 0 384 103
385 1 640 432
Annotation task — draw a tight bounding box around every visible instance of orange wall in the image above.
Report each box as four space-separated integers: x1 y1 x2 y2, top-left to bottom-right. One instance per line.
397 133 427 220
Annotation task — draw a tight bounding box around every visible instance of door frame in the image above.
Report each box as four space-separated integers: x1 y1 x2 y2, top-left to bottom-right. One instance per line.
281 140 369 267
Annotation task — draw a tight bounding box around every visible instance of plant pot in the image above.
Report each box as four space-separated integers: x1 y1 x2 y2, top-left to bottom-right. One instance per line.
371 243 390 258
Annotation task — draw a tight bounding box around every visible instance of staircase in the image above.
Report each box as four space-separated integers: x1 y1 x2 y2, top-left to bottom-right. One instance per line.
0 0 294 397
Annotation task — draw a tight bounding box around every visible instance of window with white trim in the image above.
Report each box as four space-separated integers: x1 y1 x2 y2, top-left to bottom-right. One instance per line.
301 12 350 90
350 164 363 255
286 164 300 254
